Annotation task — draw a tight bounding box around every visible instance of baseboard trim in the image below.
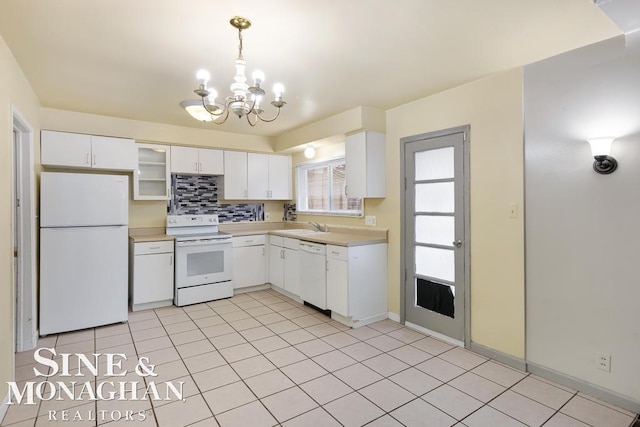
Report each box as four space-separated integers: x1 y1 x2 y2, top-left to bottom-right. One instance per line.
527 361 640 414
404 321 464 347
387 312 400 322
470 342 527 372
234 284 271 295
0 391 9 425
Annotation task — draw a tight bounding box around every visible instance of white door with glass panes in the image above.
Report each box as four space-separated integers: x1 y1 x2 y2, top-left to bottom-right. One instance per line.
403 127 468 343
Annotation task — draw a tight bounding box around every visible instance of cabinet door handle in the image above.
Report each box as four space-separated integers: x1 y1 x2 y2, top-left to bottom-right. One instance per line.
262 247 265 256
326 259 329 271
244 189 248 198
86 153 90 165
195 162 199 172
199 162 202 172
93 154 96 166
169 255 173 266
149 246 161 250
281 249 284 259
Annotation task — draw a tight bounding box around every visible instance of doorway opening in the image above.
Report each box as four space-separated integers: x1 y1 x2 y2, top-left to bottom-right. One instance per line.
400 125 470 347
12 108 37 353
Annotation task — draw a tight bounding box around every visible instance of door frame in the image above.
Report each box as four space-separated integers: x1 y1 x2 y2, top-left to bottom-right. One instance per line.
12 107 38 352
399 125 471 348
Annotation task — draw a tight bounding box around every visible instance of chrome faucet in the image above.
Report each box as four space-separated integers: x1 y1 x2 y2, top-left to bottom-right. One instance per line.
308 222 327 232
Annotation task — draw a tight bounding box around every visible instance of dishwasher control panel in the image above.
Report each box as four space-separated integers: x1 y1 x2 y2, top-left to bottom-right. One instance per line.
299 241 326 255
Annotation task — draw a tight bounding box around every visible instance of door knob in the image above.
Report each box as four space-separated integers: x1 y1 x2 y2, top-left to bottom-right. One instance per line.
453 240 462 248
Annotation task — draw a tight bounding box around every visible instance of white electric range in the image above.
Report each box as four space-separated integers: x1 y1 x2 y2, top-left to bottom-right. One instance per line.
166 214 233 306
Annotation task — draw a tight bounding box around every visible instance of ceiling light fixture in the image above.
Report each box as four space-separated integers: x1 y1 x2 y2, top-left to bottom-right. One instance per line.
587 137 618 174
187 16 286 127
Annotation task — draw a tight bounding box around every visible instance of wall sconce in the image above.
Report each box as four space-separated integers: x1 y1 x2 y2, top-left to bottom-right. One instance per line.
304 145 316 159
587 137 617 174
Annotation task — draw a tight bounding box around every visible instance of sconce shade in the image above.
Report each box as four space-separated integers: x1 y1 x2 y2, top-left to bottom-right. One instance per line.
587 137 614 157
304 146 316 159
587 137 617 174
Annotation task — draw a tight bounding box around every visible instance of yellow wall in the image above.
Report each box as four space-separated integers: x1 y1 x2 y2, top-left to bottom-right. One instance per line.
0 36 41 390
385 69 525 358
279 70 525 359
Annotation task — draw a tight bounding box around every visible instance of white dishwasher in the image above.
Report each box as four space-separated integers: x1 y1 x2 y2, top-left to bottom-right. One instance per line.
299 241 327 310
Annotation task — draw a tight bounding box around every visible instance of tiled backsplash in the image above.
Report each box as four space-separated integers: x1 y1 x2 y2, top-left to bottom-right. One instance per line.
168 175 264 222
283 203 297 221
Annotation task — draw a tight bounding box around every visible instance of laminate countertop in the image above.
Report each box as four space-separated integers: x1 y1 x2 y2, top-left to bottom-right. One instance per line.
220 223 388 247
129 227 175 243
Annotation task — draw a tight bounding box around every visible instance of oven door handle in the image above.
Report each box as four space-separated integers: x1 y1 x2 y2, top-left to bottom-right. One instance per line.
176 239 232 247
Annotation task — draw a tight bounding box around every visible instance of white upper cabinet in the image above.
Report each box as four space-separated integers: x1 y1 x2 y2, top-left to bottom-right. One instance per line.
223 151 248 199
198 148 224 175
41 130 136 171
171 146 199 174
134 143 171 201
268 155 292 200
345 131 386 198
171 146 223 175
247 153 269 199
225 151 292 200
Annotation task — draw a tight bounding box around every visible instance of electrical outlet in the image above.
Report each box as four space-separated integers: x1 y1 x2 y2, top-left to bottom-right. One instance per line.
508 202 518 219
365 215 376 226
598 353 611 372
264 212 270 221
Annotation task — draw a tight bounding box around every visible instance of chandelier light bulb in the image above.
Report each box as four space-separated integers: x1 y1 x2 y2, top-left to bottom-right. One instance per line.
205 88 218 103
252 70 265 86
196 69 210 86
273 83 285 99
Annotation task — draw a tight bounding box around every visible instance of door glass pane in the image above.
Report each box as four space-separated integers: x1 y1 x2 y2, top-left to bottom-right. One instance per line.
415 147 454 181
415 246 455 282
415 182 454 213
415 215 454 246
416 278 454 318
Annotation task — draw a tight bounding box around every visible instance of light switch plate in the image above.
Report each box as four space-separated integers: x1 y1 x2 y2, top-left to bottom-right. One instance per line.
265 212 271 221
365 215 376 226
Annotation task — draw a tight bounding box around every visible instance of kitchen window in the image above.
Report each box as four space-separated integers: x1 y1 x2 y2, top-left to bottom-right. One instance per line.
296 158 363 215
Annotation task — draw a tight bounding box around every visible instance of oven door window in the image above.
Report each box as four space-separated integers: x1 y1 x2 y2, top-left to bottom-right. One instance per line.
187 250 225 277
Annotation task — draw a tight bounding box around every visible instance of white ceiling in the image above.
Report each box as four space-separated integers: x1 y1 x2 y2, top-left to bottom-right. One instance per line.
0 0 621 137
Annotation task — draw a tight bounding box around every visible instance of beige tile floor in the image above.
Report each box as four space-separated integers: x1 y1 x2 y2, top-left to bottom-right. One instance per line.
3 289 638 427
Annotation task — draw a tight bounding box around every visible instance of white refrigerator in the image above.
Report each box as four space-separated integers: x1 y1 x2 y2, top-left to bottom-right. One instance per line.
40 172 129 335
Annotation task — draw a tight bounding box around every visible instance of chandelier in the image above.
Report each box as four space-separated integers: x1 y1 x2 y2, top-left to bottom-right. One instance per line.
186 16 286 126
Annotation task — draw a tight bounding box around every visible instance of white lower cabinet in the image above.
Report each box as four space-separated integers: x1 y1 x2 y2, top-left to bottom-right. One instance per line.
129 240 175 311
326 243 388 327
232 235 266 289
268 236 300 297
